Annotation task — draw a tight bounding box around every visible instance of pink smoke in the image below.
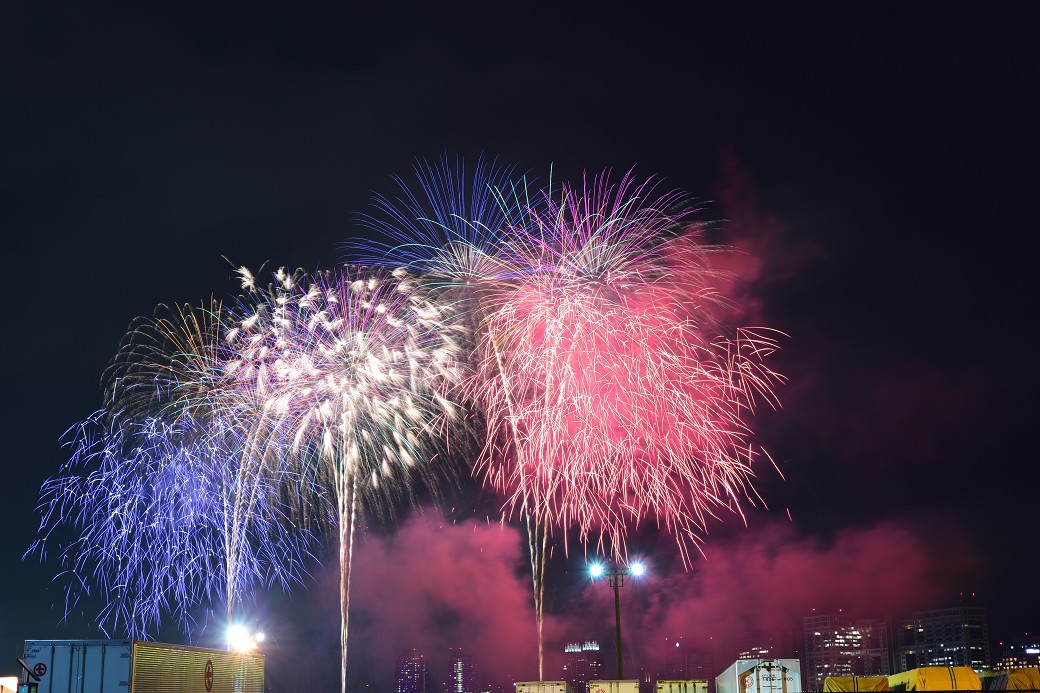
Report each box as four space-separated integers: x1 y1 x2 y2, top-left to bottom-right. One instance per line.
297 511 983 690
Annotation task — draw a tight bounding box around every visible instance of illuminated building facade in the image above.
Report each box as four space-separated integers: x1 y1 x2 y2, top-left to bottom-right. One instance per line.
892 607 990 671
803 613 890 690
994 635 1039 669
446 648 476 693
732 628 796 661
563 641 604 693
660 646 715 693
655 639 714 683
396 649 431 693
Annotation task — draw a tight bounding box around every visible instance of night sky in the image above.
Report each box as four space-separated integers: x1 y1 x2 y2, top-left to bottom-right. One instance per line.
3 4 1039 692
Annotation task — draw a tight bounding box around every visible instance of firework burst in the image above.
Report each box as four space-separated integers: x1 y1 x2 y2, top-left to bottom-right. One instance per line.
357 155 527 284
30 411 321 638
31 160 784 688
475 171 784 564
29 299 326 638
224 265 466 693
365 164 784 678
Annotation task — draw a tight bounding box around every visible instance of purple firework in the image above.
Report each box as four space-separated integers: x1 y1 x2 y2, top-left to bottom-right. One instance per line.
29 300 328 639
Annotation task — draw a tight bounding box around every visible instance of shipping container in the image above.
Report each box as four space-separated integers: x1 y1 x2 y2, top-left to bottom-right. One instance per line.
716 659 801 693
21 640 264 693
656 679 709 693
516 681 574 693
589 680 639 693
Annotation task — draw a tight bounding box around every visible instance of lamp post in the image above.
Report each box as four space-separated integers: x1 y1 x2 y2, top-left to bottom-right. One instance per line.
590 561 646 679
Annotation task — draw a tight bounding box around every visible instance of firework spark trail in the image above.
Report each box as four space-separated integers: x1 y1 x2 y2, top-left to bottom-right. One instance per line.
358 157 565 675
31 160 783 687
364 163 784 678
29 300 327 638
30 412 321 639
225 265 465 693
111 297 329 621
474 171 784 561
356 155 527 284
481 279 782 562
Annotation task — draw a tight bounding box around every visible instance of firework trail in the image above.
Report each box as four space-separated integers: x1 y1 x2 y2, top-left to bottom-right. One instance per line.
225 265 465 693
29 300 326 638
31 412 318 638
364 163 784 678
477 172 783 561
359 157 564 674
31 159 782 687
476 172 783 676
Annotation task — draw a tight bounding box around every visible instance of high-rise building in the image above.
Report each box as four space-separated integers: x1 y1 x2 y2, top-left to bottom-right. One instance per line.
563 641 605 693
994 635 1040 669
657 638 714 682
641 638 715 693
687 650 715 688
446 648 476 693
892 606 990 671
396 649 431 693
803 613 890 690
732 629 796 661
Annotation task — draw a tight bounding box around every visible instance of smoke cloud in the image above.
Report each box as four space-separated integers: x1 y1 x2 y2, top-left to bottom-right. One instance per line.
266 511 981 691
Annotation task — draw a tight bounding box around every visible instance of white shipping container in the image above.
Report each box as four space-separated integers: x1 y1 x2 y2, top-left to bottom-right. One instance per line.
589 680 640 693
516 681 574 693
716 659 801 693
21 640 131 693
657 680 709 693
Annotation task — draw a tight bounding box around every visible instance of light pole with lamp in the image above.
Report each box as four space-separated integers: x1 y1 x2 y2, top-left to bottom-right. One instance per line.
589 561 646 679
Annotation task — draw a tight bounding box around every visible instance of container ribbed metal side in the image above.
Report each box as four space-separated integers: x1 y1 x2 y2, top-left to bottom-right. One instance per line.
130 642 263 693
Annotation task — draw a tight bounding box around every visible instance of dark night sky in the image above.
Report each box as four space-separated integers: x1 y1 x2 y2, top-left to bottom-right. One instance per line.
3 4 1039 691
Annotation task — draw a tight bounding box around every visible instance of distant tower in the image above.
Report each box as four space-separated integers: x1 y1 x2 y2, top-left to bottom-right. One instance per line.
396 649 431 693
446 648 476 693
892 606 990 671
563 641 605 693
803 612 890 690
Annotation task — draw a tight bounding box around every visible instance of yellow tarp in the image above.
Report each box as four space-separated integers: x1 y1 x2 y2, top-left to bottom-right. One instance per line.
824 676 890 691
889 667 981 691
978 668 1040 691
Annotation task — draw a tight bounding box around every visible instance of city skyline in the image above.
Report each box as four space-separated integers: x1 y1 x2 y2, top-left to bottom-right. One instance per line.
4 4 1039 692
346 595 1032 693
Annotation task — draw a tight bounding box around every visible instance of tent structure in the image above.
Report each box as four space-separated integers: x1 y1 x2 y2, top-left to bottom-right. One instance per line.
823 676 890 691
888 667 982 691
979 668 1040 691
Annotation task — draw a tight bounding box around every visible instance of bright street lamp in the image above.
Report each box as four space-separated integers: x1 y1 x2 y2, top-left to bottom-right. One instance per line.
227 624 265 653
589 561 647 679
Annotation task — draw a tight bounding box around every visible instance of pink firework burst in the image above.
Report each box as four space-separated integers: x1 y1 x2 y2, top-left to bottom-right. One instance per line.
361 162 785 680
471 170 784 565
